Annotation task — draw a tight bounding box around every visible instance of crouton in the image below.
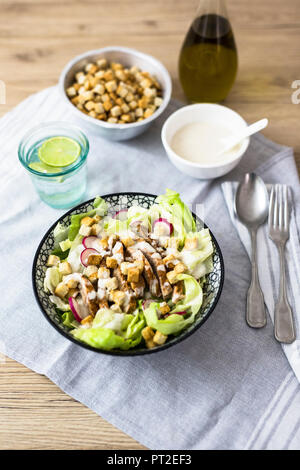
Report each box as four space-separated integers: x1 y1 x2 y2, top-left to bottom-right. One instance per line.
154 97 163 107
166 270 178 285
105 277 118 291
55 282 69 299
142 326 155 341
159 302 171 315
99 238 108 249
66 86 77 97
174 262 186 274
47 255 60 267
105 80 117 93
96 58 108 69
110 105 122 117
110 290 126 305
66 278 78 289
106 257 118 269
127 266 140 283
88 272 98 283
121 103 130 113
103 100 113 112
85 63 98 74
84 100 95 112
153 331 168 345
81 315 93 325
90 224 102 236
84 265 98 276
121 237 134 247
68 288 79 297
146 339 156 349
79 224 92 237
120 262 131 276
98 267 110 279
144 108 154 119
58 261 72 276
87 254 102 266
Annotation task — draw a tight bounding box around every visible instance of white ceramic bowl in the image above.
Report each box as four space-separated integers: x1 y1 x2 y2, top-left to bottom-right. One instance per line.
59 46 172 141
161 103 250 179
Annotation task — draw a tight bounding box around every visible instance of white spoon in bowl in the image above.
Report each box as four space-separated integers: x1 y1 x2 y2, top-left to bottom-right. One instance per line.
217 118 269 158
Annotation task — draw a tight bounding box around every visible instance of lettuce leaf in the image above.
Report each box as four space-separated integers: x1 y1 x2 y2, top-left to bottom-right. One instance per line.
155 189 196 245
72 327 142 350
179 229 214 279
49 295 70 311
71 309 145 350
68 196 108 241
62 311 79 328
143 274 203 335
53 222 69 247
105 218 129 237
44 267 61 293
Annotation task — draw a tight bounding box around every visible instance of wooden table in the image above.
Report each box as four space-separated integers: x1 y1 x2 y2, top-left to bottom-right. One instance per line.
0 0 299 450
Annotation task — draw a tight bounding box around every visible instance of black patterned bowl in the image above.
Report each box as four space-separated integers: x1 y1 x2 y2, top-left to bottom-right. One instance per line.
32 192 224 356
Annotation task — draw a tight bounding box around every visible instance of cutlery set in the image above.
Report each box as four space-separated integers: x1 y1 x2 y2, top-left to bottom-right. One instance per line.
235 173 296 344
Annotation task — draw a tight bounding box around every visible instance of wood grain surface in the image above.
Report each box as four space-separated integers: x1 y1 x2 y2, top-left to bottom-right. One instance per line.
0 0 299 450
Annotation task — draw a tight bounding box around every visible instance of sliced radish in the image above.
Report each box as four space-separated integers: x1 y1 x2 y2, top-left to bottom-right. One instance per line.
68 297 82 322
152 218 173 237
165 310 186 318
82 236 100 250
113 209 128 221
80 248 99 267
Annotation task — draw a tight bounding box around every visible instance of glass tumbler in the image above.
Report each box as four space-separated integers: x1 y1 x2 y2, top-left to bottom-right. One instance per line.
18 121 89 209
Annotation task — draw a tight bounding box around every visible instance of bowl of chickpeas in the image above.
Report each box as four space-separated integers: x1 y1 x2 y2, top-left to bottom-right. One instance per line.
59 46 172 141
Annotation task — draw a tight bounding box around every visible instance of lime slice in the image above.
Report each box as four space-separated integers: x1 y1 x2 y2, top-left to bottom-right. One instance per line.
38 137 81 167
29 161 62 173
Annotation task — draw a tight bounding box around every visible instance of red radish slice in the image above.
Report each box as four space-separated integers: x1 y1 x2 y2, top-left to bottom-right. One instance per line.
152 218 173 236
113 209 128 221
68 297 82 322
165 310 186 318
80 248 99 267
82 236 99 249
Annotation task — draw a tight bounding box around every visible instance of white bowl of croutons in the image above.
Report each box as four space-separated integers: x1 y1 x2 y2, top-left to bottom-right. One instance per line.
59 47 172 141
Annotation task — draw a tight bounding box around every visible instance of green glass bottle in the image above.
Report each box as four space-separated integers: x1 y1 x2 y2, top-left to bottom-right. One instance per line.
179 0 238 103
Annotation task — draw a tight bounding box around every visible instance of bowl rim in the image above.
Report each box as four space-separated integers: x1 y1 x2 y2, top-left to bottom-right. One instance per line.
58 46 172 130
161 103 250 169
32 192 225 356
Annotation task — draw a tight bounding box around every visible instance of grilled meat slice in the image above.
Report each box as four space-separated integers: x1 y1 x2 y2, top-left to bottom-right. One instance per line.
132 241 173 300
127 247 161 298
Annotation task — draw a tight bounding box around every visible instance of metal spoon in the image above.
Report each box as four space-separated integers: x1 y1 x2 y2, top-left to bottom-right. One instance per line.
235 173 269 328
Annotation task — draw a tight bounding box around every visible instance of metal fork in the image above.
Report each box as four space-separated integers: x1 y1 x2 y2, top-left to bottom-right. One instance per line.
269 184 295 343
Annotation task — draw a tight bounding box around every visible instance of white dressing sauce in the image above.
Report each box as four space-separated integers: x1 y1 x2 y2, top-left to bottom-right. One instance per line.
171 122 242 164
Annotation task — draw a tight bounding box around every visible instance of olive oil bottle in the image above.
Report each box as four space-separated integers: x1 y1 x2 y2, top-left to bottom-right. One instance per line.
179 0 238 103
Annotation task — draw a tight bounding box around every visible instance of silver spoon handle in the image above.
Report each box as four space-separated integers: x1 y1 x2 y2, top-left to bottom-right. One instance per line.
246 229 267 328
274 243 295 343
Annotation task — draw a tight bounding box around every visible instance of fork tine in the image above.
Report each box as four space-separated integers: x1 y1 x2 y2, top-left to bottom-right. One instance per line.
269 185 275 229
283 185 289 231
273 184 279 227
278 184 284 228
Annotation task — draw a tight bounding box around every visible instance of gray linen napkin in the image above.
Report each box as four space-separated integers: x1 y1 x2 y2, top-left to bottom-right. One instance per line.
0 87 299 450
